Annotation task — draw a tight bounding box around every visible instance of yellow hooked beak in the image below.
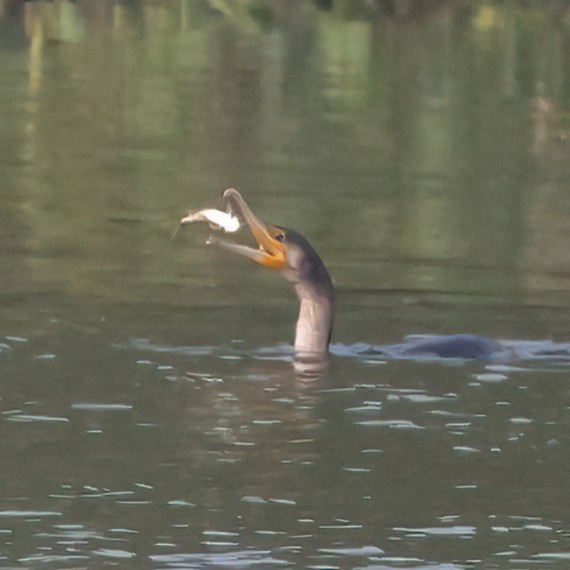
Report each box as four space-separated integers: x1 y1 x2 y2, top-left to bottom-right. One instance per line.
212 188 288 270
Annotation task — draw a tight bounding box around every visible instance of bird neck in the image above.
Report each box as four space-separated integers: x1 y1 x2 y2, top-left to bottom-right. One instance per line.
293 279 334 354
278 229 335 354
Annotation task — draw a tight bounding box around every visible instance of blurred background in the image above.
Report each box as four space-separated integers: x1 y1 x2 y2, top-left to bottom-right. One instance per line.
1 1 569 345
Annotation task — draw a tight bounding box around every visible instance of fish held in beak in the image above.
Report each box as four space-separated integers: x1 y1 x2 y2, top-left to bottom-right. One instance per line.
180 188 288 271
219 188 288 270
180 208 241 233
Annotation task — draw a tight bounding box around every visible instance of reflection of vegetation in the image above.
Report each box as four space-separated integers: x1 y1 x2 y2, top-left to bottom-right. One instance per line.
1 0 569 309
24 0 85 43
208 0 274 31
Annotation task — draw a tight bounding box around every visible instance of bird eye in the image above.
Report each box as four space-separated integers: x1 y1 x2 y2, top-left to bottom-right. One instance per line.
274 233 285 242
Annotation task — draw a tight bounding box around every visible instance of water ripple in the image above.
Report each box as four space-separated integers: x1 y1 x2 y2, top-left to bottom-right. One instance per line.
150 550 290 567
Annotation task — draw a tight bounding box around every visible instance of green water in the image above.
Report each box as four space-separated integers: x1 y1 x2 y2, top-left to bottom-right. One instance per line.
1 1 569 568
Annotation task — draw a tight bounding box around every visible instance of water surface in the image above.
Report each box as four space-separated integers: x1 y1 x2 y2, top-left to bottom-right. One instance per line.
1 1 569 568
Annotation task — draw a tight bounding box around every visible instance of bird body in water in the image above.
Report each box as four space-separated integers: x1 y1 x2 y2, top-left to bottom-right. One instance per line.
182 189 568 362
